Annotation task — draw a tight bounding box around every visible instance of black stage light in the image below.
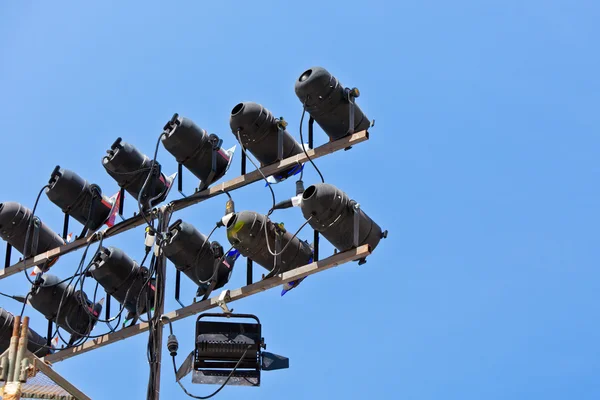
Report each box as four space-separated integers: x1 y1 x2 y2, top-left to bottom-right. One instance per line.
300 183 385 254
226 211 312 274
0 308 50 357
295 66 371 141
229 102 304 180
0 202 64 257
163 220 234 296
89 246 155 319
191 313 288 386
29 274 101 345
46 166 113 231
162 115 232 190
102 138 172 208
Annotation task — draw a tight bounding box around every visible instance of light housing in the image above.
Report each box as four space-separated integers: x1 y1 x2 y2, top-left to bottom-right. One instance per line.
0 202 64 257
229 102 303 180
0 308 50 357
29 274 101 344
89 246 155 317
102 138 171 208
46 166 113 231
162 115 231 189
295 66 370 141
163 220 233 296
191 313 288 386
226 211 312 274
300 183 384 252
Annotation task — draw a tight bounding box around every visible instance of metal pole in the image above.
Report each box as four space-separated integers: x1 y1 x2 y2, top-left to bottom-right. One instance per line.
13 316 29 382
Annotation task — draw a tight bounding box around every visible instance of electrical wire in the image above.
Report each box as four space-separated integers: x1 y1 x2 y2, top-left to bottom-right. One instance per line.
236 130 276 215
263 216 313 257
137 132 167 234
22 184 52 285
299 100 325 183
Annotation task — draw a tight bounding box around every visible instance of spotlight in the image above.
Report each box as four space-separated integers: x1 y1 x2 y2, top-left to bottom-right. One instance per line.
46 166 113 232
88 246 155 318
190 313 288 386
29 273 101 345
300 183 385 255
229 102 303 180
102 138 172 208
163 220 234 296
226 211 312 274
294 66 371 141
0 202 64 257
0 308 50 357
162 114 232 190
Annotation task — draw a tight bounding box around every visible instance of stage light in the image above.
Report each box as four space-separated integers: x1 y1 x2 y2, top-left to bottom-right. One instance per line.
102 138 171 208
229 102 303 180
0 308 50 357
0 202 64 257
162 114 232 190
29 274 101 345
300 183 386 255
88 246 155 318
226 211 312 274
163 220 234 296
46 166 113 232
190 313 288 387
295 66 371 141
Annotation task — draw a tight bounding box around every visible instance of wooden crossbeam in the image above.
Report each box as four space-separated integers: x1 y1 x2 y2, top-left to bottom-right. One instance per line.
44 244 371 363
0 131 369 280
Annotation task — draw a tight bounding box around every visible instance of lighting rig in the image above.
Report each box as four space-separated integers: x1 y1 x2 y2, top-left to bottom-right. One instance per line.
0 65 386 400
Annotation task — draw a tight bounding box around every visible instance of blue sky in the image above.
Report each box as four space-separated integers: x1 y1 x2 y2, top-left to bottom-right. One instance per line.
0 1 599 399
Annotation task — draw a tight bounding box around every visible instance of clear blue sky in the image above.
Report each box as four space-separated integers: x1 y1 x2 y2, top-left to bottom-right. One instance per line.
0 1 598 399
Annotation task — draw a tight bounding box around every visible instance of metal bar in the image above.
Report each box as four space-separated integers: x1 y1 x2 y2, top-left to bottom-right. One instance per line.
13 316 28 382
118 187 125 216
308 116 314 149
4 243 11 270
62 214 69 241
241 147 246 175
105 295 111 320
175 270 184 308
246 258 253 286
46 320 52 348
313 230 319 262
178 163 183 193
28 351 91 400
0 131 369 280
44 244 370 363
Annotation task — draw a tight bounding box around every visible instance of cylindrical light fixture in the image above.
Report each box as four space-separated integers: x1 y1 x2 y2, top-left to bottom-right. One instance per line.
89 246 155 316
226 211 312 273
46 166 113 231
163 220 233 295
0 202 64 256
29 274 100 341
294 66 370 141
300 183 383 252
102 138 170 208
229 102 303 179
0 308 50 357
162 115 231 189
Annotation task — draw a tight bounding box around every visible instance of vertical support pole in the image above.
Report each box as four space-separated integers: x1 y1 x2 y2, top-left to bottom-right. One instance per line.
313 230 319 262
6 316 20 385
5 243 12 270
46 320 53 348
246 258 253 285
118 187 125 216
175 270 184 308
147 207 170 400
105 295 111 320
62 214 69 241
13 316 29 382
308 116 315 149
177 164 183 193
241 148 247 175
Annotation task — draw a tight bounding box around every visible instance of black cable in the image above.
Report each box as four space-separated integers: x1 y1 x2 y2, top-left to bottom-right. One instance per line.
236 130 276 215
173 346 252 399
299 101 325 183
22 184 52 285
264 216 313 257
137 132 167 234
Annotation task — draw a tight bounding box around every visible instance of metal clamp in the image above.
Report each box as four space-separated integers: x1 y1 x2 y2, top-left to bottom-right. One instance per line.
344 87 360 136
217 290 232 314
276 117 288 161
